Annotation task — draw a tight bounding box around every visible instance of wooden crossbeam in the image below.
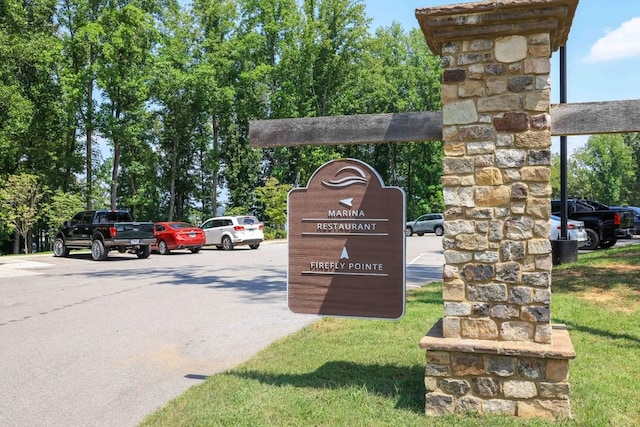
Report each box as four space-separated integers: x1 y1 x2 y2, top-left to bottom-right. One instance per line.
249 99 640 147
249 111 442 147
551 99 640 136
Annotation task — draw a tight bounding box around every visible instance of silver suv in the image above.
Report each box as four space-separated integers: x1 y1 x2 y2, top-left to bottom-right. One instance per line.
200 215 264 250
405 213 444 236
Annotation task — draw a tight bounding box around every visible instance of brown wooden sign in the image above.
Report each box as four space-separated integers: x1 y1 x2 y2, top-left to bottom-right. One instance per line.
288 158 406 319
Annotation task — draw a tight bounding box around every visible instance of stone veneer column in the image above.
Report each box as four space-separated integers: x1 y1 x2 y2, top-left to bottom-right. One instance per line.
415 0 578 419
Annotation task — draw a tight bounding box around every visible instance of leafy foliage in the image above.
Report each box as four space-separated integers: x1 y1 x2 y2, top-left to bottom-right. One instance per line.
41 190 85 238
0 174 46 254
254 177 291 229
573 134 636 205
623 133 640 205
552 134 639 206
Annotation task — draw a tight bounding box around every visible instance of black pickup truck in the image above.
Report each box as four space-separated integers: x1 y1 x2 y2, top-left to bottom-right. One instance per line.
552 199 635 250
53 209 156 260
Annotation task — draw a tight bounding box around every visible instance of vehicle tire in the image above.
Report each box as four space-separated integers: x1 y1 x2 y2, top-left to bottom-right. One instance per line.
434 226 444 236
136 245 151 259
158 240 170 255
53 238 70 257
405 227 413 237
417 232 424 236
583 228 600 250
91 239 108 261
190 248 201 254
221 236 234 250
599 238 617 249
249 243 260 249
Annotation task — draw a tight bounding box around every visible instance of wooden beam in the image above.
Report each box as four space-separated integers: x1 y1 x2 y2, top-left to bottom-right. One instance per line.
249 99 640 147
550 99 640 136
249 111 442 147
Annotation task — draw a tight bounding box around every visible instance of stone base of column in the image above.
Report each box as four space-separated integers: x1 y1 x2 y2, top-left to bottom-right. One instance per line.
420 319 576 420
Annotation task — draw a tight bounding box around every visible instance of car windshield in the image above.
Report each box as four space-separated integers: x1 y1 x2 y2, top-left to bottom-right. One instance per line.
238 216 259 225
97 211 132 222
171 222 194 229
612 206 640 214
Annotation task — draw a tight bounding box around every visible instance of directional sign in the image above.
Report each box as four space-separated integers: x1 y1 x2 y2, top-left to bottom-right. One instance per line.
288 158 406 319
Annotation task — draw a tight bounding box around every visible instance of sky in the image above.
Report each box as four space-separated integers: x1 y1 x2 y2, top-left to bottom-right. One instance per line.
363 0 640 154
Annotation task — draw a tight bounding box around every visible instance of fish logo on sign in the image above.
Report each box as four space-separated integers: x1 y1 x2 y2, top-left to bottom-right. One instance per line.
322 166 368 188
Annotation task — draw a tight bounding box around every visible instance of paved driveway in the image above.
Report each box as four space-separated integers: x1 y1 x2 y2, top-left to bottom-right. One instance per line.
0 237 443 427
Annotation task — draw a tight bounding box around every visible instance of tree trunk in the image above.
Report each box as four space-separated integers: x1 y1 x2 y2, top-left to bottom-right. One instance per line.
168 136 177 221
86 79 94 210
24 231 31 255
111 138 120 210
211 115 219 215
12 230 20 254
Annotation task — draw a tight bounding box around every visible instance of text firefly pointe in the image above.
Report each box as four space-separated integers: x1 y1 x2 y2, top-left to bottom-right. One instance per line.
309 261 384 271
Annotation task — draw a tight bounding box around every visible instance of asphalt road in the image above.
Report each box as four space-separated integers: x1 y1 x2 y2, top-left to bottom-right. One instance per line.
0 236 444 427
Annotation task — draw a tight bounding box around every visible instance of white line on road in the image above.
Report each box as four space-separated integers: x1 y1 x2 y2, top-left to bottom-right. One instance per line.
0 260 52 278
408 253 430 265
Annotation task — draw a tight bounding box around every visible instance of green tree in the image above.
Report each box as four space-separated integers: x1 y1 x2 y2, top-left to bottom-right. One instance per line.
260 0 371 186
41 189 85 241
573 134 636 205
551 152 560 198
302 0 370 117
95 1 157 212
254 177 291 230
57 0 106 206
191 0 239 217
0 1 34 177
0 0 69 187
551 152 590 200
213 0 297 210
0 174 45 254
623 132 640 206
339 25 443 219
153 1 200 221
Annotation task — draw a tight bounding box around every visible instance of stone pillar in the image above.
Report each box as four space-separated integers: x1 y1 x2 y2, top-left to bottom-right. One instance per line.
415 0 578 419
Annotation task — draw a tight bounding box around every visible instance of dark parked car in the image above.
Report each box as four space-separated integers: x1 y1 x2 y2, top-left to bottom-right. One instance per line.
53 209 155 260
152 222 205 255
609 206 640 235
551 199 635 249
405 213 444 236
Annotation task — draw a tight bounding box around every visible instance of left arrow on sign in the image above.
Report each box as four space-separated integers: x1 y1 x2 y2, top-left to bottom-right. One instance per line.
339 197 353 207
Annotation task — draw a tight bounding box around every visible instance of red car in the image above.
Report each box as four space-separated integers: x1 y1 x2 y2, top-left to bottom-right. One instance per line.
152 222 205 255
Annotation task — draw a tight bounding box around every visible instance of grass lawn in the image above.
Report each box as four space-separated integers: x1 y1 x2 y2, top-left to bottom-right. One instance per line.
141 244 640 427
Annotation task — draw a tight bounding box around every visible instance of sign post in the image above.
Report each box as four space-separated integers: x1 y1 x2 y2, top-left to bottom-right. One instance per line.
288 158 406 319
